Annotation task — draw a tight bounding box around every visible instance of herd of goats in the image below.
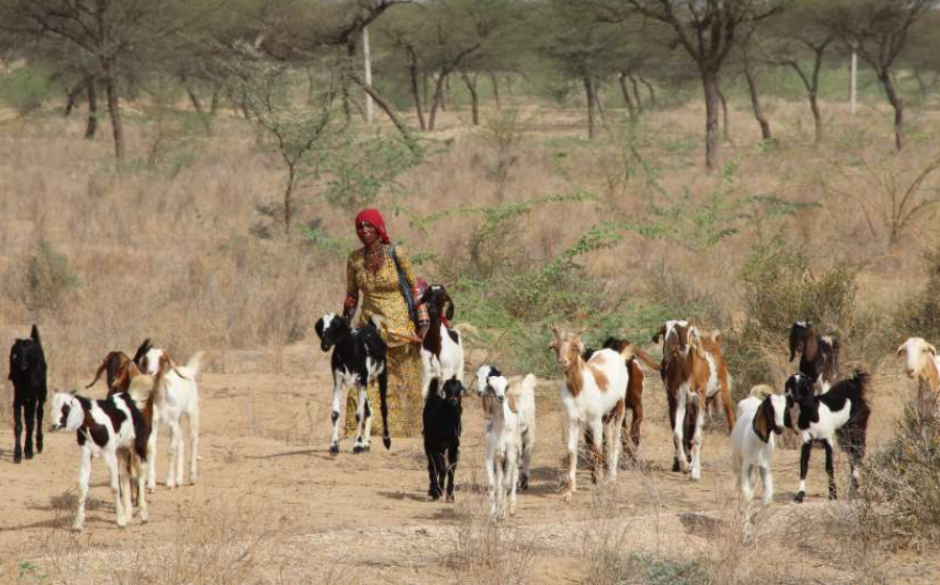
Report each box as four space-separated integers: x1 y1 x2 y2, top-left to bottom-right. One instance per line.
7 284 940 529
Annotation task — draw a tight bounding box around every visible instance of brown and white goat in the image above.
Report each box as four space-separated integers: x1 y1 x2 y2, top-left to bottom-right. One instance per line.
653 321 735 481
897 337 940 406
550 327 633 500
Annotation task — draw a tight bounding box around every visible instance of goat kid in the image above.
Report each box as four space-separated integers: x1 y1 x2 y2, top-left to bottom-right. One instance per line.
315 313 390 455
9 325 47 463
789 321 840 394
49 387 154 531
418 285 466 400
476 365 537 490
785 371 871 503
140 347 204 489
730 385 787 504
423 376 464 502
551 327 632 500
897 337 940 407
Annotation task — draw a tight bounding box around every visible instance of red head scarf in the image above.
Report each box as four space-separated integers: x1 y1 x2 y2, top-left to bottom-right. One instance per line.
355 208 391 245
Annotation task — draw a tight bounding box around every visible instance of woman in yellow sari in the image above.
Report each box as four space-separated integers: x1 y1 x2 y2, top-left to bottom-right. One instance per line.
342 208 428 438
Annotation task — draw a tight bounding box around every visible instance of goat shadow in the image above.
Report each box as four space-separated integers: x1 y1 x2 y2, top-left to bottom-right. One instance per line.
377 490 431 503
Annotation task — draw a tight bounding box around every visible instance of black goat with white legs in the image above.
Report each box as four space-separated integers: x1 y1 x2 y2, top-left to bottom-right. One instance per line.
789 321 840 393
423 376 464 502
8 325 47 463
315 313 390 455
785 370 870 503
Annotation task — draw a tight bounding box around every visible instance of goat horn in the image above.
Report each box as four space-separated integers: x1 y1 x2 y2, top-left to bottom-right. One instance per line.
85 362 107 389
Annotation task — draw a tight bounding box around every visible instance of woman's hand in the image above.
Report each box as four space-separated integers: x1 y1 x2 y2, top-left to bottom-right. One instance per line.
417 322 430 341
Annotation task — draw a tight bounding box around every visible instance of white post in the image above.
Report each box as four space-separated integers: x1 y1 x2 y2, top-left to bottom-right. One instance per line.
363 26 374 125
850 47 857 116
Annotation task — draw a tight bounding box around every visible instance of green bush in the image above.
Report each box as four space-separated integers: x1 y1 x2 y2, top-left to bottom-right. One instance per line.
0 65 56 116
25 240 80 316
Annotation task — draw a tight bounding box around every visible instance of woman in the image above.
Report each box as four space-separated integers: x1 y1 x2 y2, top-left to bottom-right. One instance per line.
343 209 429 438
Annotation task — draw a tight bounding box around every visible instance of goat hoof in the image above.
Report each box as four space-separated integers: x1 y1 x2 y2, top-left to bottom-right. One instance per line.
362 446 370 453
829 492 838 501
329 444 339 456
353 446 364 454
519 476 529 490
671 460 680 472
446 494 455 503
71 524 84 533
13 455 22 464
383 437 391 450
793 492 806 504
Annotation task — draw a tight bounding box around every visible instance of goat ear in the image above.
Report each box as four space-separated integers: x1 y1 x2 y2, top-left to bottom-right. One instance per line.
897 344 907 358
507 394 519 414
30 324 41 345
481 394 492 417
930 344 938 356
68 388 77 396
444 296 455 321
752 399 771 443
652 324 666 344
85 360 108 389
132 338 152 366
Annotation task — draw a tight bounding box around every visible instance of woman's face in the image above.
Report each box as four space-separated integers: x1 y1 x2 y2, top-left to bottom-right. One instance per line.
357 221 379 246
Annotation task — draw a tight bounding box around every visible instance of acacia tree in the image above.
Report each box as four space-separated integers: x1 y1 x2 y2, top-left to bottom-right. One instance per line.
0 0 207 162
763 0 837 145
831 0 939 150
618 0 786 169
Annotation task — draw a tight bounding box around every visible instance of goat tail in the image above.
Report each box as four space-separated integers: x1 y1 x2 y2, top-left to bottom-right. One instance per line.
632 348 661 372
184 351 206 377
86 361 107 389
851 368 871 397
452 322 479 338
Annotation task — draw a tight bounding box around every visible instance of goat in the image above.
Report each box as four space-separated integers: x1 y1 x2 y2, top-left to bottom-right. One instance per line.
785 370 871 503
789 321 840 393
8 325 47 464
49 384 156 531
315 313 390 455
897 337 940 407
477 366 537 506
140 347 204 488
730 385 787 504
653 322 736 481
478 370 521 518
550 327 632 500
418 285 466 400
85 338 153 395
423 376 464 502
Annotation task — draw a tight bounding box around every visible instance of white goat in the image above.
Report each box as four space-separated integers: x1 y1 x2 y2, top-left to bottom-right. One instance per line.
730 385 787 504
140 348 204 489
897 337 940 405
550 327 632 500
477 366 538 517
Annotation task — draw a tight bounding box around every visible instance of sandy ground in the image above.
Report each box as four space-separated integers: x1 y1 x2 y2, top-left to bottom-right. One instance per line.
1 344 938 584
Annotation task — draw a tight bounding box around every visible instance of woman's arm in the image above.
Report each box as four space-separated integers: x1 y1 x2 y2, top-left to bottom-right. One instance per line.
395 247 430 334
343 253 359 321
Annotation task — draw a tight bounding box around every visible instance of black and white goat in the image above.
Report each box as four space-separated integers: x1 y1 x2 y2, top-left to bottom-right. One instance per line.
789 321 840 394
49 386 154 531
423 376 464 502
8 325 47 463
315 313 390 455
418 285 466 400
785 371 870 503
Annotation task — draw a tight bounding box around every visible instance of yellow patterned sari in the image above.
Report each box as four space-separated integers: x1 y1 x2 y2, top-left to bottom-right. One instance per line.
344 245 424 438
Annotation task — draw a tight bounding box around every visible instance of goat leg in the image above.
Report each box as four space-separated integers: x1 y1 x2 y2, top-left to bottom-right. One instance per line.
35 399 44 454
824 440 837 500
13 400 23 463
446 444 458 503
24 399 36 460
795 440 812 503
378 368 391 450
329 375 343 456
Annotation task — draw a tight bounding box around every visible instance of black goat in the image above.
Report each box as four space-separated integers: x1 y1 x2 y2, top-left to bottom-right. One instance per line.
315 313 390 455
423 376 464 502
785 370 870 503
789 321 840 393
8 325 48 463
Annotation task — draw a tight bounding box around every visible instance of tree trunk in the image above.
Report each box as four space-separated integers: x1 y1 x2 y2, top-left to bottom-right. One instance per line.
639 75 656 109
428 72 447 131
743 54 772 142
461 72 480 126
180 67 212 135
618 73 637 120
64 81 84 117
210 85 221 115
422 74 430 111
716 82 730 142
284 164 295 239
407 47 426 131
594 82 606 122
102 60 124 162
629 75 643 111
584 77 596 140
490 72 501 109
702 72 721 171
880 72 905 150
84 75 98 140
